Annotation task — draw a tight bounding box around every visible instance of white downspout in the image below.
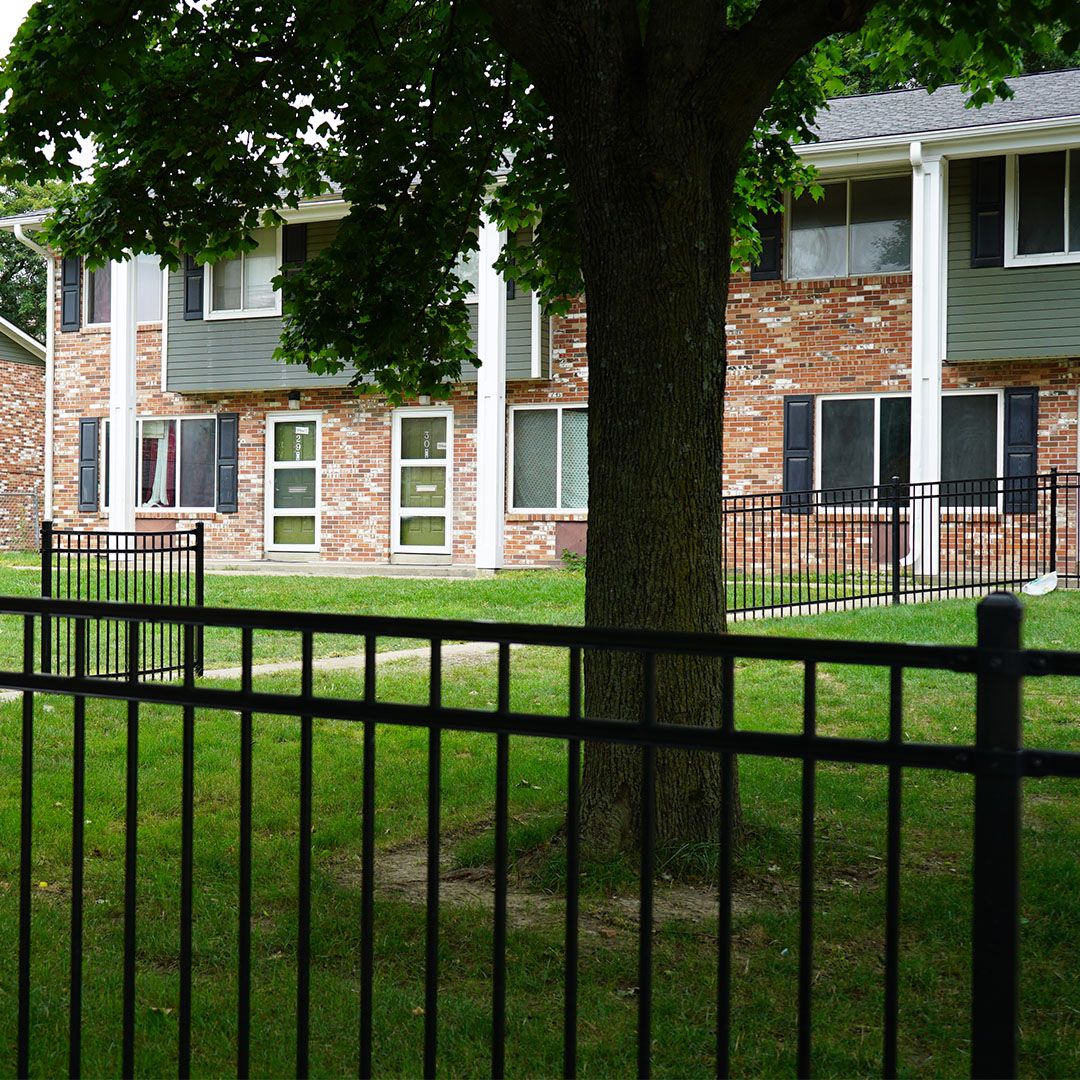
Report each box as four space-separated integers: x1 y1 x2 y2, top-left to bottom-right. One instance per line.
13 225 54 521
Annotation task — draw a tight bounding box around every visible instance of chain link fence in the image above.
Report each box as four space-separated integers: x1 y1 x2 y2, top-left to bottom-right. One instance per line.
0 491 40 552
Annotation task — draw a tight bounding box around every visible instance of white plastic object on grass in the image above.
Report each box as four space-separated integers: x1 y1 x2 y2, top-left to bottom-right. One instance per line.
1021 571 1058 596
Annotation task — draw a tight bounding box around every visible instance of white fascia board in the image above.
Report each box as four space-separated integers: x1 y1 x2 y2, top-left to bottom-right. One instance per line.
798 114 1080 172
0 315 45 360
279 198 351 224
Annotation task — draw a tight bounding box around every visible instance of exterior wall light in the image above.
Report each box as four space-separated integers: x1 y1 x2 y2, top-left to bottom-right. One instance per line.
288 391 301 410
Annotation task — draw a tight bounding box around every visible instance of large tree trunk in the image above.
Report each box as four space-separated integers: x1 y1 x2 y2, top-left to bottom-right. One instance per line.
559 103 742 853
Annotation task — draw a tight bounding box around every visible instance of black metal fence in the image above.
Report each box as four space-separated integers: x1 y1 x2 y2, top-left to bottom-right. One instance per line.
2 591 1079 1077
724 468 1079 617
40 521 204 678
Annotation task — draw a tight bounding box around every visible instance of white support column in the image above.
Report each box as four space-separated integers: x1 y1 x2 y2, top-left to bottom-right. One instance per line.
529 286 542 378
474 216 508 569
909 144 948 575
109 258 138 534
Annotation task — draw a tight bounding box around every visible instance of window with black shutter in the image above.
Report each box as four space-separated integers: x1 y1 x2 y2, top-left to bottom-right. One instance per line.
971 157 1006 268
61 257 81 332
750 211 782 280
283 223 307 277
216 413 240 513
1004 387 1038 514
782 395 814 513
183 254 204 320
78 418 100 511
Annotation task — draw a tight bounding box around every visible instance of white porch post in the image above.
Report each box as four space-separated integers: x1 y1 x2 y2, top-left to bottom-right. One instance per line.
909 144 947 575
474 215 508 569
109 258 138 533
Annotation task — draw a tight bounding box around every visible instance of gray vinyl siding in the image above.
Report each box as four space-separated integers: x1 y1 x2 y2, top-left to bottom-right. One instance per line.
947 158 1080 361
0 334 42 366
167 219 354 393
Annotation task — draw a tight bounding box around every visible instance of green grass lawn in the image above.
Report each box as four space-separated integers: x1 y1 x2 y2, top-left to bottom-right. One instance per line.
0 564 1077 1076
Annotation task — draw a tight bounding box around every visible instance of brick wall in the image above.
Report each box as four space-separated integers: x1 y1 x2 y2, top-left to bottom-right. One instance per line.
0 354 44 548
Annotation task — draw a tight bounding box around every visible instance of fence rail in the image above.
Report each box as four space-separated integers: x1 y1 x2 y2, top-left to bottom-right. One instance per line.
40 521 204 679
723 468 1079 617
0 592 1078 1077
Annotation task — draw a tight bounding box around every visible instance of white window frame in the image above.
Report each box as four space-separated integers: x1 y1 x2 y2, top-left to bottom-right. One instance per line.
507 403 589 515
135 414 218 512
1004 148 1080 267
813 389 1005 509
784 172 912 282
265 411 322 553
391 407 454 555
205 227 284 321
83 255 165 327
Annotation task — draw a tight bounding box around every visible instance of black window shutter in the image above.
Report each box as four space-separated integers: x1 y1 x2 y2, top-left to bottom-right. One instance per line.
751 211 782 280
78 418 99 512
283 223 308 277
971 157 1006 268
1003 387 1038 514
782 395 814 513
216 413 240 513
61 257 81 331
183 255 204 320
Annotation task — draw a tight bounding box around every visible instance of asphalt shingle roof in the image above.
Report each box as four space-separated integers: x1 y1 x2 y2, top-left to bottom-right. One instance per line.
812 69 1080 144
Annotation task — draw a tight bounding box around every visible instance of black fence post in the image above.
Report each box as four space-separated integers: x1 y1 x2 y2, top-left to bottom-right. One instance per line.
1049 467 1059 574
971 592 1023 1079
194 523 205 675
41 520 53 674
890 476 902 606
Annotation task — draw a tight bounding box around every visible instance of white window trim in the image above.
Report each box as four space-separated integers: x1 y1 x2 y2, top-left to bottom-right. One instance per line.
135 413 218 513
784 172 913 282
205 228 284 321
265 411 322 553
507 403 589 515
1004 148 1080 267
814 389 1005 510
83 257 165 327
391 407 454 555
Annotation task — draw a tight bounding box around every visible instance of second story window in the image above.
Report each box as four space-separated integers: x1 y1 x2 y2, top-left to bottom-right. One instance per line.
208 227 280 318
787 176 911 280
1007 149 1080 264
84 253 162 325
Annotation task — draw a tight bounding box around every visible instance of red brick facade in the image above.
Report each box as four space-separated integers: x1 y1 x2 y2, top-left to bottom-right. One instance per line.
44 254 1080 567
0 353 45 549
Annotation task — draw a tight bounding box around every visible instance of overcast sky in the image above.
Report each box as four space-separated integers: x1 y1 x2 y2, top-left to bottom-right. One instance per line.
0 2 34 58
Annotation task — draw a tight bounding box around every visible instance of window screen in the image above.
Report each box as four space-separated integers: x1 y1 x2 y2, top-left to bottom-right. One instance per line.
179 418 216 507
513 410 557 509
561 409 588 509
941 395 998 507
820 398 874 502
135 254 163 322
850 177 911 274
1018 152 1066 255
140 419 176 508
87 263 112 325
879 397 911 492
788 183 847 279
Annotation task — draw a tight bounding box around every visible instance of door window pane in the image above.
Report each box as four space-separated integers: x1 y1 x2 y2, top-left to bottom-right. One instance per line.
1018 152 1066 254
401 416 447 460
401 466 446 508
788 183 847 279
942 395 998 506
274 421 316 462
820 398 874 502
879 397 911 489
513 409 558 508
274 516 316 546
212 256 243 311
243 228 278 310
87 262 112 324
561 409 588 509
179 418 215 507
274 468 317 509
140 419 176 507
850 177 911 274
400 516 446 547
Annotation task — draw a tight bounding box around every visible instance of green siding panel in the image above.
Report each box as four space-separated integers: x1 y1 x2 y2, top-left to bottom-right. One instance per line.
947 159 1080 361
0 332 43 367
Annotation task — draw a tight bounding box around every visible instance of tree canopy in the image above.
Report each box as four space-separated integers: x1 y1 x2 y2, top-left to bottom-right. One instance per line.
0 179 66 339
1 1 1075 400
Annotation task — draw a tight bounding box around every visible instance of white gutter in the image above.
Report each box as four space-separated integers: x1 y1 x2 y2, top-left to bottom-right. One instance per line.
13 224 54 521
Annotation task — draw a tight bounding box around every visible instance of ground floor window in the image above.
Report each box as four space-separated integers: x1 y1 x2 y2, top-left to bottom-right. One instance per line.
510 405 588 512
266 413 321 550
812 391 1007 506
138 417 217 509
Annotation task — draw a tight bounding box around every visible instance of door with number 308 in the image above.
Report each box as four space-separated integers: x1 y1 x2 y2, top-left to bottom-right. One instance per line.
392 410 452 555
